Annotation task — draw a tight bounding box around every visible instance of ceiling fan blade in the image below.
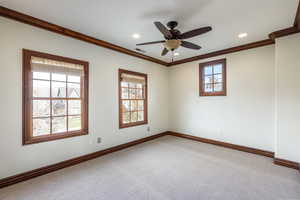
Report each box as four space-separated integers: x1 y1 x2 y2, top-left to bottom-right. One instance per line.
154 22 173 39
181 41 202 50
136 40 165 46
179 26 212 39
161 48 169 56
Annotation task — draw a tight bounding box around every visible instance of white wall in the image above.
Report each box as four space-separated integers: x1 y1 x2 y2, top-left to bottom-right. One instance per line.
275 33 300 163
1 16 299 179
169 46 275 152
0 17 169 178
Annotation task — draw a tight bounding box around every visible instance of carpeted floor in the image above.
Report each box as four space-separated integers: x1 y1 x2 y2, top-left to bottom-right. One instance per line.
1 136 300 200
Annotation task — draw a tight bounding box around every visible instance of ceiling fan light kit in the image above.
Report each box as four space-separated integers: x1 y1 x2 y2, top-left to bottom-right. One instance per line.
164 39 182 51
136 21 212 58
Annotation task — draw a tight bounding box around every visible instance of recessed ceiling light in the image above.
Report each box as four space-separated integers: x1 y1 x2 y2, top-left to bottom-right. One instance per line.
174 52 180 56
238 33 248 38
132 33 140 39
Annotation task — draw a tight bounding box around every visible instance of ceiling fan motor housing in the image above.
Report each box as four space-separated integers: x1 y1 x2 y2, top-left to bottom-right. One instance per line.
167 21 178 29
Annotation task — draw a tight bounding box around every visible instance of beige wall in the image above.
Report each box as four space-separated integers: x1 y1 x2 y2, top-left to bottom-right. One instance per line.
168 46 276 152
0 17 169 178
275 33 300 162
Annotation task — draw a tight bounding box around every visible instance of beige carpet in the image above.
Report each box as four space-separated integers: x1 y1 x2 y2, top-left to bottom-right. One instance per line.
1 136 300 200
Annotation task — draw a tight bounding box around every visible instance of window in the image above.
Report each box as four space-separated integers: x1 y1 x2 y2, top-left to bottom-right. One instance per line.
199 59 226 96
119 69 148 128
23 49 89 145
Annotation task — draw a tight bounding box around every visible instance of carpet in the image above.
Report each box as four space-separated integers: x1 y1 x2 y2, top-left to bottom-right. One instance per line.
0 136 299 200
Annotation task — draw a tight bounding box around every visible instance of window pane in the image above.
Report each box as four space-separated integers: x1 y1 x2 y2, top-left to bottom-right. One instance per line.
33 118 50 136
138 100 144 111
129 88 136 99
214 74 222 83
52 100 67 116
122 100 130 112
136 84 143 88
52 73 66 82
204 84 213 92
129 82 136 88
68 83 80 98
214 83 223 92
68 116 81 131
122 88 129 99
131 112 138 123
121 82 128 87
68 100 81 115
68 75 81 83
204 75 213 84
131 100 138 111
204 66 213 75
33 100 50 117
136 89 143 99
52 117 67 133
138 111 144 121
122 112 130 124
52 82 66 98
213 64 222 74
33 72 50 80
33 80 50 97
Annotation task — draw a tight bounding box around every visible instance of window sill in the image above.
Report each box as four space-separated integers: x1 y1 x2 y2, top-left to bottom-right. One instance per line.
23 130 88 145
200 92 227 96
119 121 148 129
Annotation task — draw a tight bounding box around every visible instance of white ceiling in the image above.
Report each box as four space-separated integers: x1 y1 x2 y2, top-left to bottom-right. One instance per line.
0 0 298 62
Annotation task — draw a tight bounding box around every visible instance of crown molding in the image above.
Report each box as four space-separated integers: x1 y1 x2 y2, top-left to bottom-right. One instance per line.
0 6 169 66
170 25 300 67
1 5 300 68
169 39 274 66
268 26 300 41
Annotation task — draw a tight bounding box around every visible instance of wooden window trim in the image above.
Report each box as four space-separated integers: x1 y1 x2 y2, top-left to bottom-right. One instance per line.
118 69 148 129
23 49 89 145
199 58 227 96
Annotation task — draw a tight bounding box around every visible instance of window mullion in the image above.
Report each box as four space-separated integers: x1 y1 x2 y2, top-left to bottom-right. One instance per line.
202 72 206 92
50 73 53 134
66 75 69 132
80 75 83 131
212 65 215 92
129 98 132 123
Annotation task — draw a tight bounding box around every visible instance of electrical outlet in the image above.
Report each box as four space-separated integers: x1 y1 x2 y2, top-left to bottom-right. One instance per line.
97 137 101 144
147 127 150 132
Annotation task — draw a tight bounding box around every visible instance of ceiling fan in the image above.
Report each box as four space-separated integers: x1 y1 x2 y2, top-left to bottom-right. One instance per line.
136 21 212 56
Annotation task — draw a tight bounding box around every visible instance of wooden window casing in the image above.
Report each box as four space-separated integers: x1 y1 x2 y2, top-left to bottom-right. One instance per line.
23 49 89 145
119 69 148 129
199 59 227 96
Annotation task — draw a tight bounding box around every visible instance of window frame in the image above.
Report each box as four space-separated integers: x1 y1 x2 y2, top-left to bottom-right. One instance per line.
118 69 148 129
23 49 89 145
199 58 227 96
